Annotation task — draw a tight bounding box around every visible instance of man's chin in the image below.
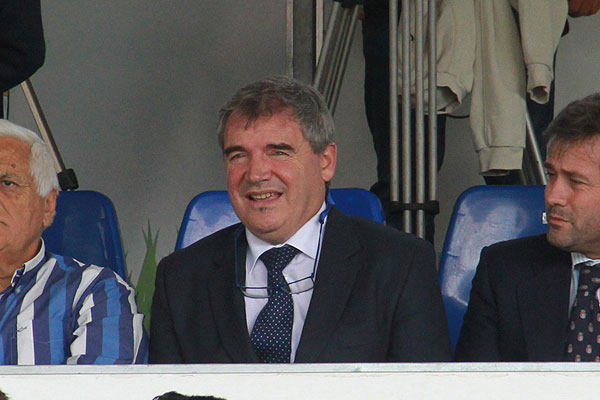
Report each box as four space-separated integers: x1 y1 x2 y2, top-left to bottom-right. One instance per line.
547 230 575 252
245 220 287 243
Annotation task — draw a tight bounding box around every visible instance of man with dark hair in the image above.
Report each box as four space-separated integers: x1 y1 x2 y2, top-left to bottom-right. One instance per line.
457 93 600 361
150 76 450 364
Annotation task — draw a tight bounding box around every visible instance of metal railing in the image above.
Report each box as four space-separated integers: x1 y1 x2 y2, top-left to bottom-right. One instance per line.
313 0 546 239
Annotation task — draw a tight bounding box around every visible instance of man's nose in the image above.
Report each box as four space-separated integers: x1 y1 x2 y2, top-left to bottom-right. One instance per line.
545 177 568 207
246 155 271 182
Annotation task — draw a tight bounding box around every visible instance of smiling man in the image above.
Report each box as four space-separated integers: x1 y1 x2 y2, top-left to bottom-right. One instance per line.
0 119 147 364
456 93 600 362
150 76 450 363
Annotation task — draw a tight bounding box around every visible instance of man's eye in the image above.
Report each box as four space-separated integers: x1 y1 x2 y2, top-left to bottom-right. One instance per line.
1 180 16 187
228 153 245 162
271 150 289 157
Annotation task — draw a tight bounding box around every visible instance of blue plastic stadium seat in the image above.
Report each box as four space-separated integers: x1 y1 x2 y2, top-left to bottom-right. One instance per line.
175 188 385 250
42 190 127 280
439 185 548 355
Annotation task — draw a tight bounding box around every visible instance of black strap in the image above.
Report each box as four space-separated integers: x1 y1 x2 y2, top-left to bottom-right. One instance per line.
336 0 363 8
390 200 440 215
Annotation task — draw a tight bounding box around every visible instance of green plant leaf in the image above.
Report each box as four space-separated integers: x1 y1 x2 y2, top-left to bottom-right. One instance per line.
135 220 159 334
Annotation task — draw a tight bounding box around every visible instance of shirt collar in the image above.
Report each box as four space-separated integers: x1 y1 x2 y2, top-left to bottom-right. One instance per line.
3 240 46 292
245 202 327 273
571 252 600 268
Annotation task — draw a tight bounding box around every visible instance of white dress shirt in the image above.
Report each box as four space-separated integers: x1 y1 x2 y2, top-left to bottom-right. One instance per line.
244 202 327 362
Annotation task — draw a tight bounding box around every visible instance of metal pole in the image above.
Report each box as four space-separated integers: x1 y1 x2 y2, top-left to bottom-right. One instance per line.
324 8 349 103
525 111 548 185
21 79 79 191
389 0 403 228
330 5 360 114
313 1 341 89
400 0 413 232
21 79 65 173
415 0 425 238
428 0 438 207
328 8 352 107
315 0 324 67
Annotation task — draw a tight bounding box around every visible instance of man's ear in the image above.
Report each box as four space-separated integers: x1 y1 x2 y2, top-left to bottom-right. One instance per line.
319 143 337 183
42 189 58 229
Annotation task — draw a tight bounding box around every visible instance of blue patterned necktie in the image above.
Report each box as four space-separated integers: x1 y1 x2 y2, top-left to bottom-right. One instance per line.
565 263 600 361
250 245 299 363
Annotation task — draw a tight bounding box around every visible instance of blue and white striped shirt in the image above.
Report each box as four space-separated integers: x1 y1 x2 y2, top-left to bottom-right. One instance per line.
0 242 148 364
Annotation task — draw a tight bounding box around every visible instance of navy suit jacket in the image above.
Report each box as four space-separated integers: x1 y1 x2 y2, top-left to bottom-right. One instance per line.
456 234 572 361
150 207 451 363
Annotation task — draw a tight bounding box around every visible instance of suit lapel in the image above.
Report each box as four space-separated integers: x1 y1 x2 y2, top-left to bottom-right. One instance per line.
517 246 571 361
208 229 260 362
295 208 362 362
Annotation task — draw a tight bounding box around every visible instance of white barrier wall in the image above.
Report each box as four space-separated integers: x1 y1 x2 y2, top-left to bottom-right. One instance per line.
1 363 600 400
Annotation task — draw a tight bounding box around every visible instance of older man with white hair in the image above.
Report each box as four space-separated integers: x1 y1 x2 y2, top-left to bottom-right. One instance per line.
0 119 147 364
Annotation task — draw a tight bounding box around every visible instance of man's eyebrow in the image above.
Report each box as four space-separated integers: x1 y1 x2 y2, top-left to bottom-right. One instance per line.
223 145 245 156
266 143 295 152
0 173 16 180
563 169 589 180
543 162 589 180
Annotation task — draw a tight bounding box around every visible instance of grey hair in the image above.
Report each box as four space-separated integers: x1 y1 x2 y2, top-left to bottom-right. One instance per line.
217 75 335 153
0 119 59 197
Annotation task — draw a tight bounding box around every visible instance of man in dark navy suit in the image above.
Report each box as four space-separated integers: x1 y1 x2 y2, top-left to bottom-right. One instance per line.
457 93 600 361
150 76 450 363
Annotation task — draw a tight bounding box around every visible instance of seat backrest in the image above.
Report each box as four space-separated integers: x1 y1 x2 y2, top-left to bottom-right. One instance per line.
175 188 385 250
439 185 548 354
42 190 127 280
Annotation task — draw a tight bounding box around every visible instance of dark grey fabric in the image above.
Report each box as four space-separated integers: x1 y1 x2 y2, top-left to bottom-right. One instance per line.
456 234 573 361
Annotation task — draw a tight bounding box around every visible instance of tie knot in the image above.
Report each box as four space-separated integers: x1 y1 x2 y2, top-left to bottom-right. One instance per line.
260 245 299 274
578 264 600 292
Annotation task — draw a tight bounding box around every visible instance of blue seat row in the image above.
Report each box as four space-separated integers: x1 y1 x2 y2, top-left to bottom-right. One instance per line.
175 188 385 249
46 185 547 357
43 188 384 280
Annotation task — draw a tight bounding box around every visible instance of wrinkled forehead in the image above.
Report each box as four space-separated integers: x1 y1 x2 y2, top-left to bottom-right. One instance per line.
547 135 600 167
224 110 304 141
228 107 297 128
0 137 33 175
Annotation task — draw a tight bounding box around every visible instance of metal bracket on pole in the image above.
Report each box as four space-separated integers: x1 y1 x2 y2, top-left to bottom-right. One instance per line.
21 79 79 191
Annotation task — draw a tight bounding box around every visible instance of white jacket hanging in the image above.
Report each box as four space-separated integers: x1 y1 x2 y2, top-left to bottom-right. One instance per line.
397 0 567 175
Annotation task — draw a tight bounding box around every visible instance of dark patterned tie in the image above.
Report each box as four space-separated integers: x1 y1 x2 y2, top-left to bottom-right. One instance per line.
565 263 600 361
250 245 299 363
